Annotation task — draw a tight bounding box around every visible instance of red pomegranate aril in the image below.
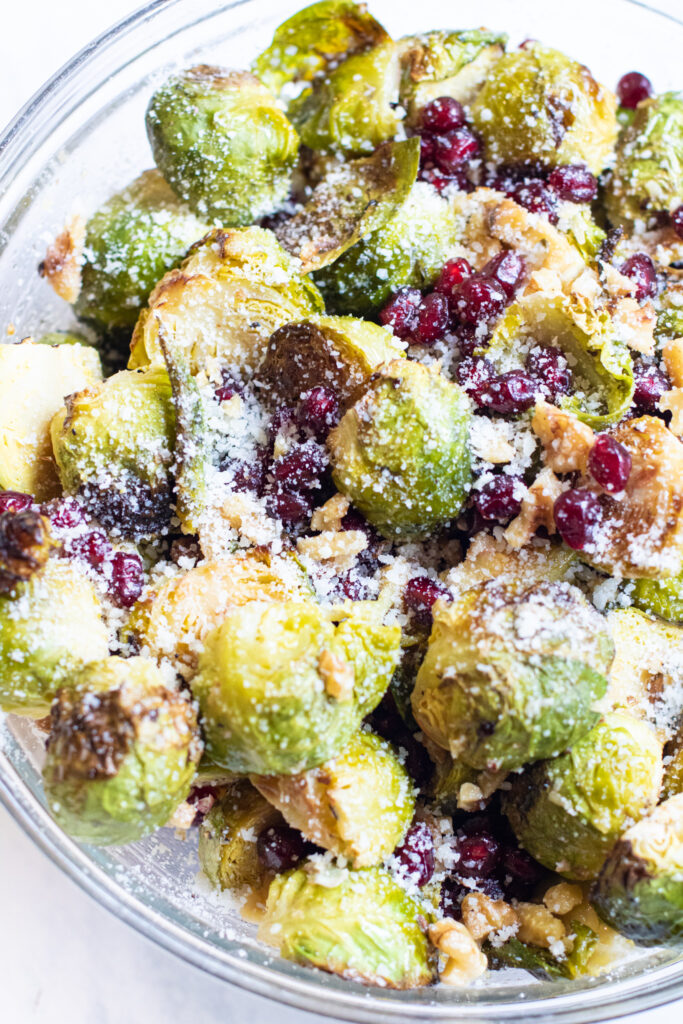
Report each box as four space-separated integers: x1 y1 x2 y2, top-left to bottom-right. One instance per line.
456 277 507 326
589 434 632 494
0 491 33 514
232 457 267 496
215 369 244 404
553 488 602 551
404 575 452 628
633 362 671 412
379 286 422 339
512 179 558 223
420 96 466 134
109 551 144 607
414 292 450 344
456 356 496 400
269 405 298 446
473 476 524 522
336 569 370 601
672 205 683 240
267 489 312 525
547 164 598 203
433 128 481 174
621 252 658 301
257 825 309 873
481 251 526 299
393 821 435 888
67 530 112 569
273 441 328 494
297 386 340 438
419 165 471 194
48 497 85 529
456 833 501 878
478 370 538 414
419 134 436 164
616 71 654 109
434 257 473 296
525 346 572 400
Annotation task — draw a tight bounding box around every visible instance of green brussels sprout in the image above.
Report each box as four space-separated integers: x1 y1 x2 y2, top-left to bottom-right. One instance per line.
605 92 683 229
191 599 401 774
559 204 607 264
429 751 479 813
446 533 577 596
252 730 414 868
398 29 507 123
0 509 53 595
664 731 683 800
36 331 93 347
275 138 419 273
73 170 209 332
253 1 389 98
313 182 463 316
328 360 471 540
656 304 683 345
603 608 683 723
198 779 282 894
146 66 300 226
412 580 614 772
470 43 618 174
261 314 405 410
51 366 175 537
486 922 598 981
260 865 434 988
503 713 663 881
129 227 324 373
43 656 201 845
631 572 683 623
592 794 683 945
484 293 634 429
0 560 109 716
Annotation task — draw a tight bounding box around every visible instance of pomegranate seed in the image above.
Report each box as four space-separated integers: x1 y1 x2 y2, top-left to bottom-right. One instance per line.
269 405 299 448
215 369 243 404
267 489 311 525
109 551 144 607
672 205 683 239
404 575 452 628
589 434 632 494
419 134 436 164
231 457 268 495
455 277 507 326
393 821 435 887
186 784 218 825
617 71 653 109
273 441 328 494
0 491 33 514
48 497 85 529
512 179 558 223
453 322 486 357
473 476 524 522
297 386 340 438
420 96 466 134
419 165 470 193
548 164 598 203
554 489 602 550
456 833 501 878
335 569 370 601
633 362 671 412
433 128 481 174
434 257 473 296
440 875 505 919
478 370 538 414
526 346 572 400
379 286 422 339
66 530 112 569
456 356 496 400
414 292 450 344
257 825 310 872
480 251 526 299
621 253 657 301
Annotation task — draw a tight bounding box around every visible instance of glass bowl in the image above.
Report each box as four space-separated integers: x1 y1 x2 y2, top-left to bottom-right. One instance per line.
1 1 682 1020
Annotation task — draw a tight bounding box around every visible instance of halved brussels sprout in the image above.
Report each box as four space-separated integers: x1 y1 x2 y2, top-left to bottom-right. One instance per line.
486 922 598 981
604 608 683 724
605 92 683 229
275 138 419 272
559 204 607 264
0 509 53 595
146 67 299 226
198 779 282 894
328 360 471 540
398 29 507 123
260 865 434 988
485 293 634 429
36 331 93 347
129 227 324 373
261 314 405 409
43 656 201 845
252 730 414 868
412 580 613 773
470 43 618 174
632 573 683 624
592 794 683 945
0 560 109 716
503 713 663 881
191 599 401 774
664 730 683 800
444 533 576 596
51 366 175 537
313 182 463 316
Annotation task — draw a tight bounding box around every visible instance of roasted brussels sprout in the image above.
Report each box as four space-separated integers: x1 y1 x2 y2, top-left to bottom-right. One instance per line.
36 331 93 347
328 360 471 540
43 656 201 845
0 560 109 716
412 580 614 772
503 713 663 880
664 728 683 800
470 43 618 174
191 599 401 774
0 509 52 595
604 607 683 723
632 572 683 624
129 227 324 373
0 340 102 501
592 794 683 945
486 922 598 981
261 314 405 409
605 92 683 229
51 367 175 537
253 730 414 867
260 865 434 987
146 66 300 226
313 182 462 316
198 779 282 894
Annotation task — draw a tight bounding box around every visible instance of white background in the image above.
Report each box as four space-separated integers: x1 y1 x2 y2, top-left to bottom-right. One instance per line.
1 1 683 1022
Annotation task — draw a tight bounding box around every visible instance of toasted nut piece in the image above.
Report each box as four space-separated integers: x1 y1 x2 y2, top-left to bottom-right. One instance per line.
457 783 485 811
659 388 683 437
199 493 280 558
470 418 515 464
612 298 656 356
527 268 564 297
505 468 564 549
310 493 350 533
569 269 602 305
429 919 488 986
532 400 595 474
488 198 587 289
318 649 354 701
543 882 583 916
40 215 85 303
297 529 367 570
516 903 567 949
663 337 683 388
462 892 519 942
601 262 637 299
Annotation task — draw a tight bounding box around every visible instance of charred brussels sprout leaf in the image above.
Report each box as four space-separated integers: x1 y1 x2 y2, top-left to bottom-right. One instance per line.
471 44 618 174
253 730 414 867
412 580 613 772
146 67 299 226
503 713 663 881
43 657 201 845
198 779 282 893
593 795 683 946
0 510 52 595
260 865 434 988
328 360 471 540
190 600 400 774
0 560 109 716
51 367 175 538
486 923 598 980
632 572 683 624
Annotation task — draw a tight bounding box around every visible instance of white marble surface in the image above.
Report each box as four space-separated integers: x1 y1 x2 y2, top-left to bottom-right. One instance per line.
2 1 683 1022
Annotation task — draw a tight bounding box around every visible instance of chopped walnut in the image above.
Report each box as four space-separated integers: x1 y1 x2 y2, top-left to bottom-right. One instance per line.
40 215 85 303
516 903 567 949
663 336 683 387
310 493 351 533
532 400 595 474
318 649 354 701
600 262 638 299
457 782 484 811
568 268 602 305
659 387 683 437
488 197 587 289
428 919 488 986
611 298 656 356
199 493 279 558
462 893 519 943
504 468 564 549
543 882 583 917
470 417 515 464
297 529 367 569
526 268 564 297
168 800 197 833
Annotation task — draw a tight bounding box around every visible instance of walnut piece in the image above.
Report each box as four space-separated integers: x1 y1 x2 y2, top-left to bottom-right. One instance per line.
516 903 567 949
318 649 354 701
504 467 564 550
663 337 683 388
40 215 85 303
428 919 488 986
611 297 656 356
297 529 367 570
543 882 583 917
532 400 595 474
659 388 683 437
310 493 351 533
462 893 519 942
